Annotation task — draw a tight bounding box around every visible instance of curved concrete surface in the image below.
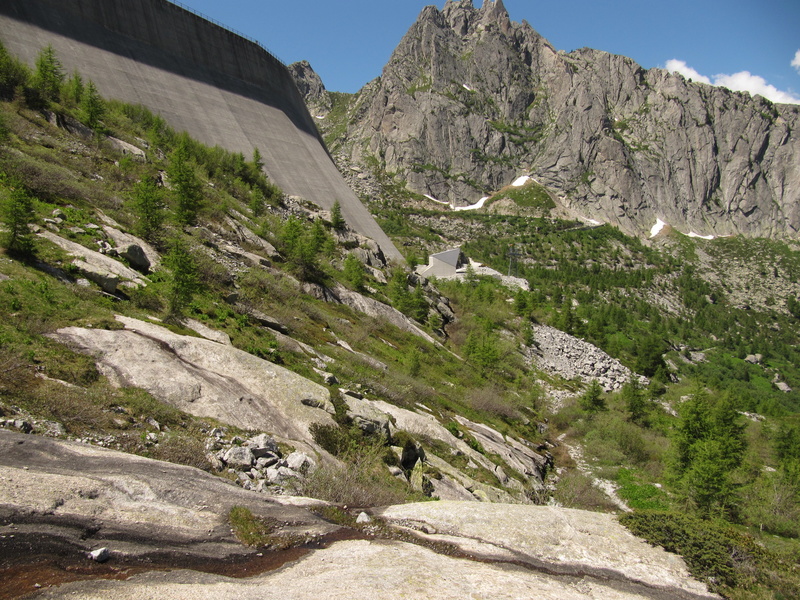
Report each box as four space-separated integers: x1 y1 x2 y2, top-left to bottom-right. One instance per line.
0 0 402 261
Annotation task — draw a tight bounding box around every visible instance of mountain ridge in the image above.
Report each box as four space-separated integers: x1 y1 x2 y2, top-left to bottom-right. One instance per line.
298 0 800 240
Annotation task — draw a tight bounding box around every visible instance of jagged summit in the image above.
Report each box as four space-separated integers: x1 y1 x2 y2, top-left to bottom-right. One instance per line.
480 0 509 25
441 0 512 35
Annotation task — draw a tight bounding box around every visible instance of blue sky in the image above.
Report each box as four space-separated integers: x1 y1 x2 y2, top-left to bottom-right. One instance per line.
175 0 800 104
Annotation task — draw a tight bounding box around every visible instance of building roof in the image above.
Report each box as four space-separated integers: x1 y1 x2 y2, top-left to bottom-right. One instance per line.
430 248 462 267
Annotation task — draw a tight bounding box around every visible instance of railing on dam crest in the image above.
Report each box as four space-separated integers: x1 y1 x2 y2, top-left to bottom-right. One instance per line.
165 0 286 66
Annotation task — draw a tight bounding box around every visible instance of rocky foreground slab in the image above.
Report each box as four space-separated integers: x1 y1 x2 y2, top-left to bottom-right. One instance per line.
0 430 718 600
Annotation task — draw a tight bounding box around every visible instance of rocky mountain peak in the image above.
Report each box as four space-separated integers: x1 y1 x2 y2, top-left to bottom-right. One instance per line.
479 0 510 30
288 61 325 99
331 1 800 240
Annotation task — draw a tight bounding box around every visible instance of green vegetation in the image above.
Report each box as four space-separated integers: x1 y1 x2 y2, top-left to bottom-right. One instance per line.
621 511 800 597
330 199 345 231
487 180 555 211
32 45 64 104
130 175 165 243
320 91 354 149
164 236 200 318
2 40 800 599
488 119 544 146
228 506 303 549
0 175 36 255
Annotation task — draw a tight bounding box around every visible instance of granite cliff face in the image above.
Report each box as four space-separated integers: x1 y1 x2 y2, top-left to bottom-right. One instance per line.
302 0 800 239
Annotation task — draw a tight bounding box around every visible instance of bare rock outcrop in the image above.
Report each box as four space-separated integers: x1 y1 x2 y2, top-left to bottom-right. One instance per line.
0 429 337 562
8 440 718 600
288 59 332 117
376 501 720 599
303 281 439 345
46 316 335 453
38 231 148 293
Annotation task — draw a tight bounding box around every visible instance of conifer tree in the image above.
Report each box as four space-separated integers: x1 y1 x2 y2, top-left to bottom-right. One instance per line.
81 80 104 130
168 134 203 225
622 378 649 426
32 45 64 103
669 385 746 515
164 237 199 318
279 217 322 281
579 379 606 415
0 177 35 256
131 175 165 243
0 40 29 100
64 70 83 106
251 147 264 172
683 438 734 516
388 268 412 313
513 288 529 316
343 252 365 291
330 200 345 231
249 187 266 217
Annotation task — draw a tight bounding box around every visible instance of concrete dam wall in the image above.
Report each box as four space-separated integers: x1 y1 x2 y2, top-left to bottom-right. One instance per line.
0 0 402 261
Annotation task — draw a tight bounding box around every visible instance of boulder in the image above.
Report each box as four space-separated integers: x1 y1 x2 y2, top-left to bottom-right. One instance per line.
237 306 290 334
100 222 161 270
223 446 254 469
342 393 392 437
285 451 314 472
246 433 279 457
117 243 150 273
88 547 110 563
38 231 147 293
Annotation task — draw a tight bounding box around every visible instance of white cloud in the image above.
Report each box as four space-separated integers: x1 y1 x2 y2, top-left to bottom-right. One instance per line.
713 71 800 105
665 58 800 105
665 59 711 84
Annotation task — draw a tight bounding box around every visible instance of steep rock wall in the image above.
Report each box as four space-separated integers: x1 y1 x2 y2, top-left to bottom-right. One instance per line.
332 0 800 240
0 0 402 260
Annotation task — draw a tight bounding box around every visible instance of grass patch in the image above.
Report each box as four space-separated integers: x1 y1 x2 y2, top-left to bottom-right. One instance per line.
615 468 671 511
489 181 555 211
552 470 619 512
228 506 303 549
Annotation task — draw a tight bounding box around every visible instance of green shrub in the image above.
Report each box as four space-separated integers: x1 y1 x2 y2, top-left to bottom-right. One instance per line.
619 510 800 596
292 444 413 507
310 423 362 457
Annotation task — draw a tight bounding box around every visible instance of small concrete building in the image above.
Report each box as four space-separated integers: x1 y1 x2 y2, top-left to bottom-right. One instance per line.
416 248 467 278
